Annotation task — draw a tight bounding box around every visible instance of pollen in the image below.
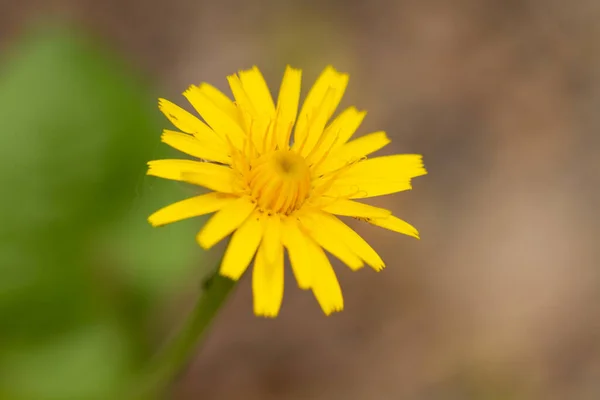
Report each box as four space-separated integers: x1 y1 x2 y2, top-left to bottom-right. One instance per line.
246 150 311 214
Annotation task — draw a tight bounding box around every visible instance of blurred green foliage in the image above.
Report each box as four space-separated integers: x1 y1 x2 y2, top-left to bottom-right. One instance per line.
0 25 204 399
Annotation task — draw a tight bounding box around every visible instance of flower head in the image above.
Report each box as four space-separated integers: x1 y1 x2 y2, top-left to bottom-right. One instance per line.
148 66 427 317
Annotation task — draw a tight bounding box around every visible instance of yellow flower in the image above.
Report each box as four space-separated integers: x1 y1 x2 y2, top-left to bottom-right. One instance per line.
147 66 427 317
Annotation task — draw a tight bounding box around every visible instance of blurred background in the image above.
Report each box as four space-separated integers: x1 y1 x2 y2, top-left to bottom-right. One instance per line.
1 0 599 399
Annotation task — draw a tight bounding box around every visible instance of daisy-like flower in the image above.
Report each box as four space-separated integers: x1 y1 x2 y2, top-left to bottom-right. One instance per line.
148 66 426 317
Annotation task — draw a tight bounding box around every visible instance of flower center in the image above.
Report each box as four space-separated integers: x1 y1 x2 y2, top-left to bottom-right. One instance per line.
247 150 311 214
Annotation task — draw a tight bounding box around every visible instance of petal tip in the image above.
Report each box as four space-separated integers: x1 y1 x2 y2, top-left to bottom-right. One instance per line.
324 65 347 76
323 305 344 316
285 64 302 74
254 309 279 318
146 162 159 176
196 231 212 250
182 85 198 98
373 263 386 272
147 215 160 227
219 270 242 281
380 131 391 143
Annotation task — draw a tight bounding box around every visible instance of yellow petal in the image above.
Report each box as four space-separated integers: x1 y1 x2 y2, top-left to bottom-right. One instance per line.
311 212 385 271
179 163 238 193
238 66 276 115
323 154 427 199
326 106 367 148
306 107 367 166
342 154 427 180
220 211 264 279
296 87 337 157
227 74 272 152
366 215 420 239
261 215 282 266
298 213 364 271
281 218 313 289
196 196 256 249
226 73 255 129
315 131 390 175
197 82 240 123
183 85 245 149
252 241 284 317
275 66 302 150
324 180 414 199
161 130 230 164
148 192 237 227
294 66 349 150
336 130 391 156
158 98 208 134
304 237 344 315
321 199 391 219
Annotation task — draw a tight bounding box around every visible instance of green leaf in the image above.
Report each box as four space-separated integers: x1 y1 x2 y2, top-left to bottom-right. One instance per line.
0 25 159 339
0 23 214 398
107 177 207 298
0 322 133 400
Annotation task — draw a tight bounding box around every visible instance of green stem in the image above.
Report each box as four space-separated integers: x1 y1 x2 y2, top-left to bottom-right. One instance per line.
128 272 236 399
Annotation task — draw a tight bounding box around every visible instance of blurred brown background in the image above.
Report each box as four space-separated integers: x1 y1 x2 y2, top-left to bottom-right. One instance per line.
2 0 599 399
